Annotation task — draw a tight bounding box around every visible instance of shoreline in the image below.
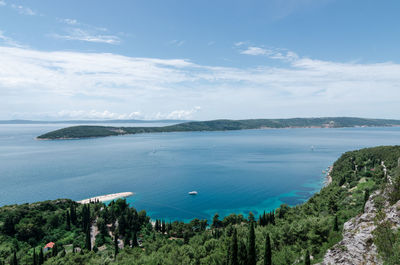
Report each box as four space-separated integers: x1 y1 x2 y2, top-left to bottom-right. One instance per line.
77 192 134 204
324 166 333 186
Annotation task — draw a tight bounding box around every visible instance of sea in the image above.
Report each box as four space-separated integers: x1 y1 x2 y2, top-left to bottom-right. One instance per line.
1 123 400 222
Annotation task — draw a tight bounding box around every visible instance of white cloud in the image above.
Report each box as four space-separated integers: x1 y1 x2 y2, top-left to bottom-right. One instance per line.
240 46 299 61
11 4 36 15
0 0 6 6
0 31 24 48
169 40 185 47
53 28 121 44
59 18 79 25
155 107 201 120
0 45 400 120
56 110 143 120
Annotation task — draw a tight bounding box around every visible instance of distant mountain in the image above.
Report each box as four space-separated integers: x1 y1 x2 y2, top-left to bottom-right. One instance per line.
37 117 400 140
0 119 188 124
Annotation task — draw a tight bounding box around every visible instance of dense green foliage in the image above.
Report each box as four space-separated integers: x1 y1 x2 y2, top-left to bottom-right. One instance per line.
37 117 400 139
1 145 400 264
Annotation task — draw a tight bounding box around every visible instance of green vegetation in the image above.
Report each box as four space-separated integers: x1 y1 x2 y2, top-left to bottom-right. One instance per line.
37 117 400 139
1 145 400 264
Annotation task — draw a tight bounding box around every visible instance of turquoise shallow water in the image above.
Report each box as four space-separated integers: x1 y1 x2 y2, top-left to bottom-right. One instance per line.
1 124 400 222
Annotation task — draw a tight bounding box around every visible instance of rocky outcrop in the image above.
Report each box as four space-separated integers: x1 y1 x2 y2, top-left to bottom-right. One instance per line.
319 181 400 264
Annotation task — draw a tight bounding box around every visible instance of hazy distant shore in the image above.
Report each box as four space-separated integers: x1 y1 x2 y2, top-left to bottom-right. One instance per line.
36 117 400 140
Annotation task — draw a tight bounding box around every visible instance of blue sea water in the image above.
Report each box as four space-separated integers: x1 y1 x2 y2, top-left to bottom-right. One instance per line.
1 124 400 222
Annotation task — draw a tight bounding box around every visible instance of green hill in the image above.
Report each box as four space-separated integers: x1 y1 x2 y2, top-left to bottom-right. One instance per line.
37 117 400 140
1 145 400 264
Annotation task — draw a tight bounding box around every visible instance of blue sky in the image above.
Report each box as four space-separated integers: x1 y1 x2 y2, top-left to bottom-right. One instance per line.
1 0 400 120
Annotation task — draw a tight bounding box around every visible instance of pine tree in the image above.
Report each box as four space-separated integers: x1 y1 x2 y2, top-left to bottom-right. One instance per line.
247 221 256 265
231 228 238 265
305 250 311 265
264 233 271 265
38 248 44 265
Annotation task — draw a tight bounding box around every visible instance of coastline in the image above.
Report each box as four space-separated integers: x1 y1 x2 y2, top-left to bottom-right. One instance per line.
77 192 133 204
324 165 333 186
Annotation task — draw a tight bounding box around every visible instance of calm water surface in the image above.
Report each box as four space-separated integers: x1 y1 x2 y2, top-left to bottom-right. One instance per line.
1 124 400 222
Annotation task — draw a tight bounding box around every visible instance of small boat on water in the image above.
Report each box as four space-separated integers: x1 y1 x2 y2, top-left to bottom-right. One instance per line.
188 191 198 195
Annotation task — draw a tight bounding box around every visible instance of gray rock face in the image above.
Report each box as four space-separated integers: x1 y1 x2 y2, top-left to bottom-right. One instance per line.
319 190 400 265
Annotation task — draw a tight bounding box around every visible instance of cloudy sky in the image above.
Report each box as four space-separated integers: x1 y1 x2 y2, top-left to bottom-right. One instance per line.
0 0 399 120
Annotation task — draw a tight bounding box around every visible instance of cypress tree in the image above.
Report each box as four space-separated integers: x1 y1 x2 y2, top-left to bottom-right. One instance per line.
132 231 138 247
264 233 271 265
52 243 58 257
66 211 71 231
231 228 238 265
334 215 339 231
305 250 311 265
38 248 44 265
161 220 166 234
33 248 37 265
85 226 91 251
70 203 77 226
124 231 130 248
114 233 119 260
12 250 17 265
247 221 256 265
363 189 370 212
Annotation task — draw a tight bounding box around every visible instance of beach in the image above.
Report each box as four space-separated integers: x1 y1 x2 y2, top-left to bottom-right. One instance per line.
77 192 134 204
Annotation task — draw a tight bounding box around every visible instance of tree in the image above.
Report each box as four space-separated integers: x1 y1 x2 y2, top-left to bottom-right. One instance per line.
248 212 255 223
305 250 311 265
132 230 138 247
85 227 91 251
70 203 77 226
238 240 247 265
52 243 59 257
12 250 17 265
33 248 37 265
264 233 271 265
363 189 370 212
334 215 339 232
212 213 221 229
114 233 119 260
247 221 256 265
66 211 71 231
38 248 44 265
231 228 238 265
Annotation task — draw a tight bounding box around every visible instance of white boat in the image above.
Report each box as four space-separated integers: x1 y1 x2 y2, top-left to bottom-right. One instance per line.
188 191 198 195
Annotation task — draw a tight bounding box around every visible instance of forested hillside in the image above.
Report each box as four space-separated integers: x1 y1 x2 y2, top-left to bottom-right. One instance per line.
1 146 400 264
37 117 400 140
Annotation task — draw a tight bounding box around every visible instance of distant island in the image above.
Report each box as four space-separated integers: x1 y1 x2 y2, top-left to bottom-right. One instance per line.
37 117 400 140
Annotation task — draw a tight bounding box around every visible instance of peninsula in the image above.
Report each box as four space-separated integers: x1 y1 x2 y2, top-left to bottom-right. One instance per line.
77 192 133 204
37 117 400 140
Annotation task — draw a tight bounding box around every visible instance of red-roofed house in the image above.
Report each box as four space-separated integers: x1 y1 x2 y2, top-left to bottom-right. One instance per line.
44 242 55 252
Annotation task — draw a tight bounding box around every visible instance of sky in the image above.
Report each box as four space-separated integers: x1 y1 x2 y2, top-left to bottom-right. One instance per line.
0 0 400 120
